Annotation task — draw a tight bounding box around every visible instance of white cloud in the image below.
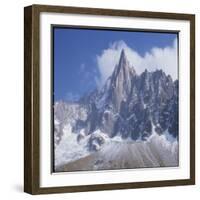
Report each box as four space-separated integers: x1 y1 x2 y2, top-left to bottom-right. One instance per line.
96 40 178 87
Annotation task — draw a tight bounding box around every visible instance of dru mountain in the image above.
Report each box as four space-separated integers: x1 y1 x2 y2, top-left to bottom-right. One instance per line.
54 49 178 171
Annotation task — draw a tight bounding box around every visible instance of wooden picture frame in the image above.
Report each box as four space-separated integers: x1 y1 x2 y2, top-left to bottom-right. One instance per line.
24 4 195 194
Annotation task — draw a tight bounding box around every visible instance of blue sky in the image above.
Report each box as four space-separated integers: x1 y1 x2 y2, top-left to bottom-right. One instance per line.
53 27 178 101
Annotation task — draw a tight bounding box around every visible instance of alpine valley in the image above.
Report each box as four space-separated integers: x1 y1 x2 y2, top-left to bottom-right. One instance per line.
54 49 179 172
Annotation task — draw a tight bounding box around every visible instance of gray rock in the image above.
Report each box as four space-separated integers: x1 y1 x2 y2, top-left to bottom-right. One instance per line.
88 132 107 151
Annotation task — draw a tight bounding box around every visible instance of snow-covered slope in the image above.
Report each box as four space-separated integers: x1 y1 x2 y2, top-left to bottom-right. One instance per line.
55 124 89 170
54 101 88 145
57 131 178 172
55 123 178 171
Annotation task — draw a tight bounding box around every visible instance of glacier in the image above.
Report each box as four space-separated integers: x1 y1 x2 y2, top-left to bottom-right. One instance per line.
55 126 178 172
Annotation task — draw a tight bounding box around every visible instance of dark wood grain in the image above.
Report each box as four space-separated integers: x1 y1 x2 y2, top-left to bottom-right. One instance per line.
24 5 40 194
24 6 35 194
24 4 195 195
190 14 195 185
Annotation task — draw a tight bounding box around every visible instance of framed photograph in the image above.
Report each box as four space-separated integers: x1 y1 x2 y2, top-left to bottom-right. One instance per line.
24 4 195 194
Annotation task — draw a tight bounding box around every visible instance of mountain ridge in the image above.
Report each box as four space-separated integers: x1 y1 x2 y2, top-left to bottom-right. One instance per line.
55 49 178 146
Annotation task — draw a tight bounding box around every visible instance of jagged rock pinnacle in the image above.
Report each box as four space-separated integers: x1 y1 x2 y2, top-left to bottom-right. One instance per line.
114 49 136 76
119 49 126 64
108 49 135 112
116 49 129 73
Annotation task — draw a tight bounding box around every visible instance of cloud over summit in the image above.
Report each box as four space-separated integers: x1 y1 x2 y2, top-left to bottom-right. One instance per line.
96 40 178 87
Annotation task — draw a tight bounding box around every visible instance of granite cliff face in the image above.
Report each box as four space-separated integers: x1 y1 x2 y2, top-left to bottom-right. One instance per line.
72 49 178 140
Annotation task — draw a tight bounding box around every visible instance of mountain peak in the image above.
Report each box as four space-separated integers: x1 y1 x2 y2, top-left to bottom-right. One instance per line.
119 49 126 62
114 49 136 76
106 49 135 112
113 49 129 76
118 49 128 70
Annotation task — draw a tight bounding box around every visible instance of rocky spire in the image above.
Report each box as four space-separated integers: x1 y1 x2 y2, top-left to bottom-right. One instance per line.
117 49 128 72
113 49 135 78
109 49 135 112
